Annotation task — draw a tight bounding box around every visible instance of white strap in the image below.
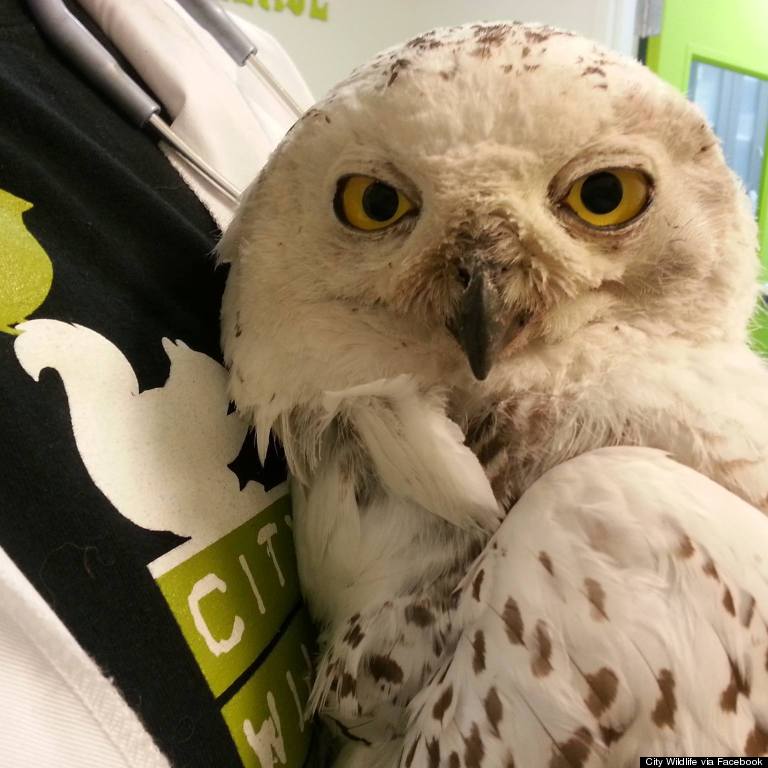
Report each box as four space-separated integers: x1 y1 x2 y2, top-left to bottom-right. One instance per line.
76 0 313 227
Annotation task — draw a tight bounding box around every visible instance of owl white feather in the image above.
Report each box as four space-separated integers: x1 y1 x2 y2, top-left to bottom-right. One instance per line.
220 22 768 766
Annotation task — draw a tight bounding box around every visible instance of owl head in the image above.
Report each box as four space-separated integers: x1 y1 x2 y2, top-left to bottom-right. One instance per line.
220 22 759 454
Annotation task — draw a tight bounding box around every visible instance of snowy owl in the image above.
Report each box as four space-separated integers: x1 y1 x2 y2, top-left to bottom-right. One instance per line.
221 22 768 767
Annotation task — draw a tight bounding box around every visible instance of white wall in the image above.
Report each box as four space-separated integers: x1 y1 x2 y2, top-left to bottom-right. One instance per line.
224 0 639 99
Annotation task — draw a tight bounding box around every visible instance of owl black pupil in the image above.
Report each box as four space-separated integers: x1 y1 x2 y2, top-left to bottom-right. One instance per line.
580 172 623 214
362 182 399 221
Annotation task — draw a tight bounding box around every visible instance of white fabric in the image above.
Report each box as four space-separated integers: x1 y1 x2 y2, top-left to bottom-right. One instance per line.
0 547 170 768
77 0 314 227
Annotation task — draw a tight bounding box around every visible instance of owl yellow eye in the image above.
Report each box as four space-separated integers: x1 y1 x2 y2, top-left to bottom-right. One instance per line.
335 175 415 231
564 168 650 227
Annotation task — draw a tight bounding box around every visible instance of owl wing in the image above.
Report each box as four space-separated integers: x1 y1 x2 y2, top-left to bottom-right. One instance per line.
401 447 768 767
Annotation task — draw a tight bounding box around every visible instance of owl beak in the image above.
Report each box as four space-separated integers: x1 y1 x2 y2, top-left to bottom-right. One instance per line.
447 262 504 381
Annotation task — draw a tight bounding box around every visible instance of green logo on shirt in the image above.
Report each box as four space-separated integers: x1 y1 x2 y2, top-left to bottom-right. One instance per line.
154 496 314 767
0 189 53 335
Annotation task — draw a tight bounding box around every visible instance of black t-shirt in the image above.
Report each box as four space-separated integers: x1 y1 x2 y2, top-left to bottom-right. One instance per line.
0 2 318 765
